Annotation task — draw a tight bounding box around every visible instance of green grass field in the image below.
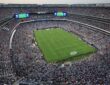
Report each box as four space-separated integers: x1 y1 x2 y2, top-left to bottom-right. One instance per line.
33 28 96 63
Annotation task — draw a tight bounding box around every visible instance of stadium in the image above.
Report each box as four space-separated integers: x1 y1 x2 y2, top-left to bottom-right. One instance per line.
0 4 110 85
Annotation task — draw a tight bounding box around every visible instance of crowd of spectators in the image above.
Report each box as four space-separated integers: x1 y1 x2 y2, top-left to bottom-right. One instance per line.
0 6 110 19
11 20 110 85
0 21 17 84
68 7 110 19
0 7 110 85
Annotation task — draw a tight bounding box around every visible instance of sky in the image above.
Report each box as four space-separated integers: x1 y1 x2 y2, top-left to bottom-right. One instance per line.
0 0 110 4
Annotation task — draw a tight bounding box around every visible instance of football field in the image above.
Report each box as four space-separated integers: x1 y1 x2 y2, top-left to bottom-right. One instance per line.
34 28 96 63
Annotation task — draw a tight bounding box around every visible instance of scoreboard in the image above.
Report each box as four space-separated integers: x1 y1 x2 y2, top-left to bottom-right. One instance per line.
15 13 29 19
54 12 67 17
